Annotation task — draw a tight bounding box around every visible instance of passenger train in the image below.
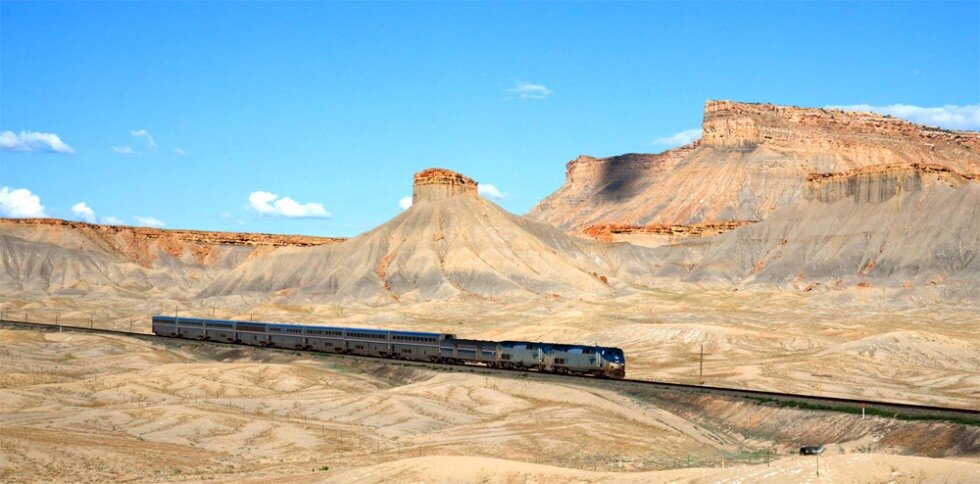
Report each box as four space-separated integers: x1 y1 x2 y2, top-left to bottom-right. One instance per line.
151 315 626 378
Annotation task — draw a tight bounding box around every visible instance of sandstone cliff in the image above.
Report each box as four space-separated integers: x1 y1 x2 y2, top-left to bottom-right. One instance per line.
413 168 479 202
529 100 980 232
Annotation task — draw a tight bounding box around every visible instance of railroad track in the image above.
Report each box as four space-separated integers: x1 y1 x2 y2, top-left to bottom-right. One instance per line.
3 318 978 425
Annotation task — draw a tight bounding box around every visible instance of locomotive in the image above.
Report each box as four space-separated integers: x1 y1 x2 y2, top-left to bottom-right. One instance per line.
151 315 626 378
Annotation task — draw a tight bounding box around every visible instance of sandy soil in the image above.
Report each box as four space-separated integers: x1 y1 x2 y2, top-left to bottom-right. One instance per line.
331 454 980 483
0 329 976 482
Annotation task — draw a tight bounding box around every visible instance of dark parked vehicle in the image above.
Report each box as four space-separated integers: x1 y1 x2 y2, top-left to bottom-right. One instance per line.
799 445 825 455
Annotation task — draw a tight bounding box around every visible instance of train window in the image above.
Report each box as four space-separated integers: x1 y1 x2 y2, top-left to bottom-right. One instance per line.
401 348 412 354
355 345 364 350
555 358 565 365
501 354 511 360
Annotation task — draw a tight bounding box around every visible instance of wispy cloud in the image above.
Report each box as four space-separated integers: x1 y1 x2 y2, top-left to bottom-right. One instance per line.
71 202 97 223
248 191 331 218
102 216 123 225
134 216 165 227
0 131 75 154
221 211 246 226
174 147 186 156
478 184 506 200
828 103 980 131
0 186 47 218
653 128 702 147
399 196 413 211
131 129 157 149
507 81 552 100
112 146 136 155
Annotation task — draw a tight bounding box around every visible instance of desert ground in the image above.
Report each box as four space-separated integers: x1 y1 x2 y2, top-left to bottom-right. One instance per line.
1 327 977 483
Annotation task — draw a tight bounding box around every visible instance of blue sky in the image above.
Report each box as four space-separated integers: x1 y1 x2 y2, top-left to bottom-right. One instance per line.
2 2 978 237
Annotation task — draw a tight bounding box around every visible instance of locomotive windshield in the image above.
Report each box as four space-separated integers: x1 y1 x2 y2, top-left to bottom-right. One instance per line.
600 348 625 363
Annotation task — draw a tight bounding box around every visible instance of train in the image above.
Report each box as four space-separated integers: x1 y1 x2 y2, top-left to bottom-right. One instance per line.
151 315 626 378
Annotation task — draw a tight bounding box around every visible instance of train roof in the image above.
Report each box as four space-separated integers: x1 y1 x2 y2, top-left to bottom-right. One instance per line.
152 315 447 337
498 340 624 351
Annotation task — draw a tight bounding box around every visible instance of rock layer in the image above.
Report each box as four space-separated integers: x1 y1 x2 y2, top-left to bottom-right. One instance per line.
804 163 977 203
413 168 478 202
582 221 755 246
0 218 344 298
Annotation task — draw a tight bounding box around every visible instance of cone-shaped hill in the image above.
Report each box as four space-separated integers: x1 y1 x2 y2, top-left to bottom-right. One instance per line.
199 169 664 303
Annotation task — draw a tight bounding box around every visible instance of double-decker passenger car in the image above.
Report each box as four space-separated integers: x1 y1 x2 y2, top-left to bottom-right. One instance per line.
151 315 626 378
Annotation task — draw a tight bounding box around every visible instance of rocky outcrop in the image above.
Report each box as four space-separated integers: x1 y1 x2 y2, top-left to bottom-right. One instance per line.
528 100 980 231
703 100 980 156
582 221 754 245
413 168 478 202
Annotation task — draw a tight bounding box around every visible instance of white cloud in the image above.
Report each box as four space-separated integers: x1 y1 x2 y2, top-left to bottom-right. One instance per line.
399 196 413 210
653 128 702 147
71 202 97 223
828 103 980 131
0 130 75 154
248 191 331 218
478 184 506 200
174 148 186 156
0 186 47 218
112 146 136 155
507 81 552 100
102 216 123 225
131 129 157 149
134 216 165 227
